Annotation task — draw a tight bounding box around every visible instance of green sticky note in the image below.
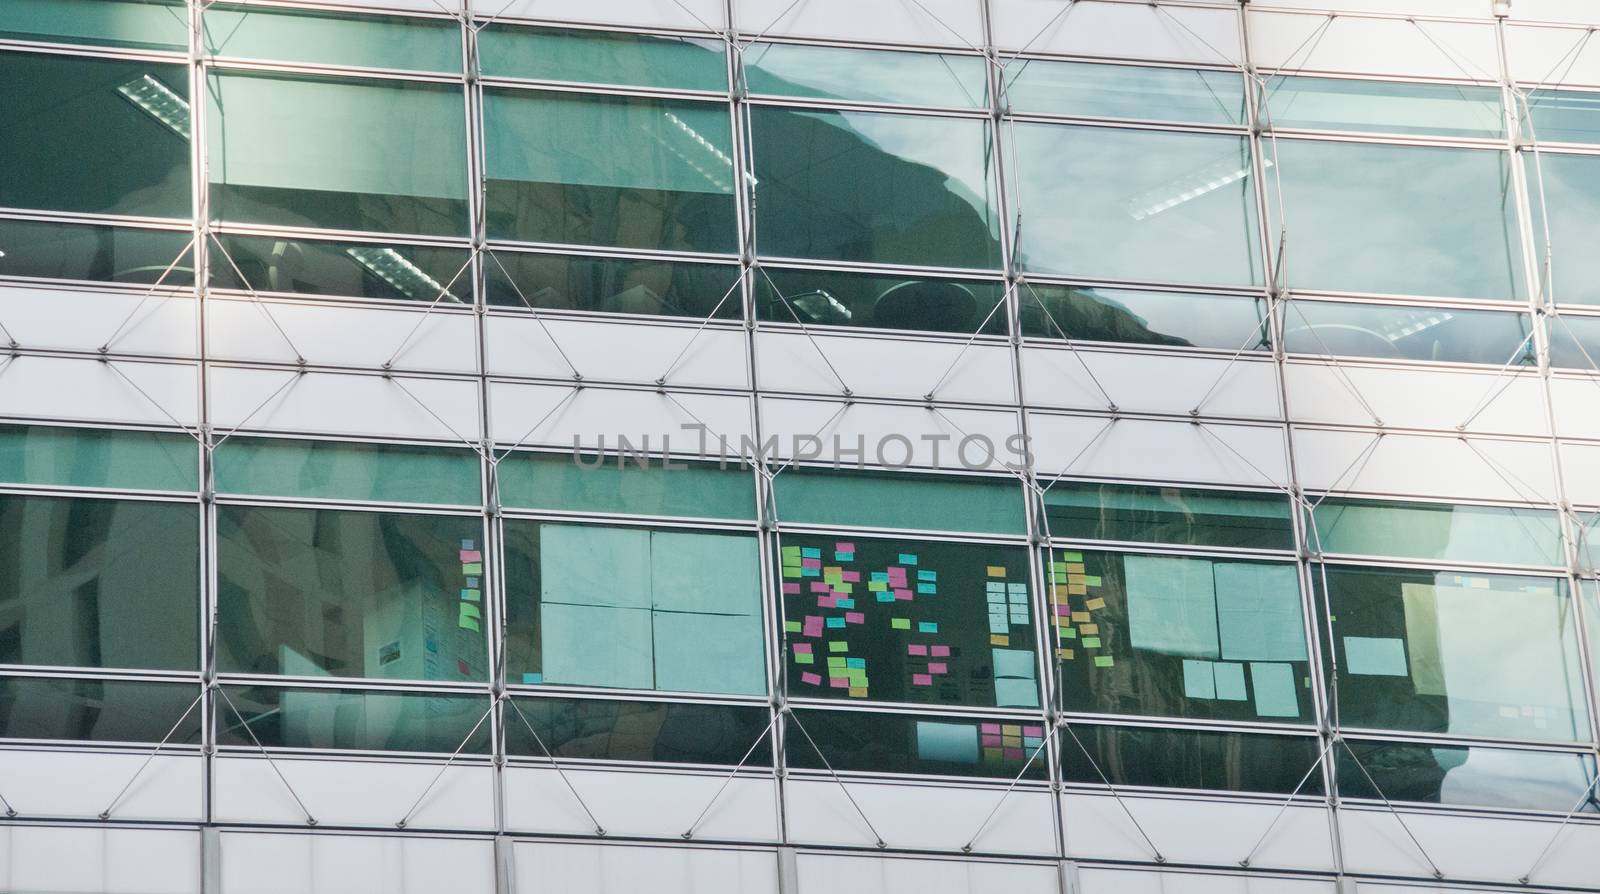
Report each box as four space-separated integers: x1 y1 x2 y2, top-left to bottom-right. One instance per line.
868 581 887 592
1093 655 1115 668
891 618 911 630
1082 636 1102 648
827 655 846 668
1061 552 1083 562
1083 576 1101 587
462 563 483 575
795 652 814 664
1060 627 1077 639
785 620 802 632
829 641 848 652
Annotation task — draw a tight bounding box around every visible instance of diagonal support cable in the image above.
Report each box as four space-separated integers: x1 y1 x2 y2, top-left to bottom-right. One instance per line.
960 728 1052 853
383 250 477 371
491 385 582 465
507 697 607 836
216 686 317 826
97 235 196 353
923 281 1013 402
386 374 490 462
1018 280 1117 412
755 263 853 396
208 232 308 366
485 249 583 381
784 708 887 849
1060 721 1164 863
101 358 205 445
656 273 745 387
208 369 306 452
1237 738 1333 868
1517 766 1600 885
98 691 204 820
997 0 1077 71
395 702 494 829
679 709 781 840
1189 311 1276 417
1337 737 1444 880
1455 327 1539 431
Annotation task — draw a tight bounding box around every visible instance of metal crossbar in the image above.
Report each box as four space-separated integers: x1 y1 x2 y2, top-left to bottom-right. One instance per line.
679 710 782 840
1337 737 1445 880
960 729 1052 853
98 691 204 820
1059 721 1164 863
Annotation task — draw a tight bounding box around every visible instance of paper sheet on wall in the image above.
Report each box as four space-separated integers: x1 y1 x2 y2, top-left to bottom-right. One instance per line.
650 530 760 614
653 611 765 695
541 602 654 689
1213 661 1247 700
1402 581 1569 706
1183 659 1216 699
1216 561 1307 662
1249 661 1299 717
540 524 651 608
1343 636 1409 677
1125 554 1221 658
916 720 979 763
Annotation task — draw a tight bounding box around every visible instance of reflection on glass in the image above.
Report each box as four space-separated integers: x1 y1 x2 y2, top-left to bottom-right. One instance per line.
1272 140 1522 301
779 535 1038 709
751 107 1000 269
0 218 193 286
216 506 487 681
746 42 987 108
203 4 461 72
1528 152 1600 306
484 250 741 319
787 709 1049 780
1264 76 1503 139
772 467 1025 535
1547 312 1600 369
0 53 192 218
1310 498 1563 567
1523 88 1600 145
0 678 201 744
479 25 726 91
1061 725 1325 795
503 521 766 695
218 686 491 753
505 697 772 766
1011 124 1262 286
1004 59 1245 125
1339 739 1598 813
1323 566 1589 742
754 267 1006 335
214 438 480 505
1282 300 1533 365
1044 483 1294 550
496 452 756 519
208 72 469 236
1583 584 1600 703
1020 285 1269 351
0 424 197 492
0 0 187 51
485 90 737 252
211 234 471 302
1052 551 1312 724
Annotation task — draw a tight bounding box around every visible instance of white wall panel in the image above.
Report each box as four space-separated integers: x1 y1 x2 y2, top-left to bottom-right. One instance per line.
487 316 747 390
1557 441 1600 506
474 0 724 30
1258 0 1487 16
0 355 198 427
220 831 494 894
761 397 1022 472
503 766 778 842
1339 807 1600 888
785 778 1056 856
208 298 477 374
993 0 1242 65
1075 866 1337 894
513 841 779 894
759 331 1014 404
209 367 480 441
489 383 752 453
1511 1 1600 26
0 825 200 894
1547 376 1600 439
736 0 983 47
1506 24 1600 88
1061 793 1335 872
1250 11 1499 81
1285 363 1547 436
0 749 200 822
214 757 495 830
1294 429 1557 503
1028 414 1290 487
794 852 1059 894
1024 348 1279 419
0 285 194 358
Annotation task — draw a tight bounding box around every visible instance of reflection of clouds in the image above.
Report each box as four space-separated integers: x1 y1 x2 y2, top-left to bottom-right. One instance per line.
1437 747 1597 812
1537 153 1600 305
744 42 987 109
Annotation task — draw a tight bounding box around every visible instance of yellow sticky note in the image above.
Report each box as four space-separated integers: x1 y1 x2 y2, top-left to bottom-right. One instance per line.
986 565 1006 577
848 687 868 698
1086 597 1106 611
1080 623 1099 636
1056 648 1075 660
990 634 1010 646
1068 584 1087 595
1066 563 1086 574
1072 611 1092 623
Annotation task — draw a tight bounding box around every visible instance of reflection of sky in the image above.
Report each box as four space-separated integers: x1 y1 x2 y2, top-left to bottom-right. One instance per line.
1535 153 1600 305
1436 747 1597 812
744 42 987 109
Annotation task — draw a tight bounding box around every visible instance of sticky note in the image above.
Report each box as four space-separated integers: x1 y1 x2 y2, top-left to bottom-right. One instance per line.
891 618 911 630
801 672 822 685
845 611 864 624
801 547 821 558
1080 624 1099 636
826 617 845 629
846 657 865 669
931 645 950 657
793 643 812 653
1081 636 1101 648
459 549 481 563
995 677 1039 707
1250 662 1300 717
1057 648 1074 660
461 563 483 576
913 673 933 686
987 566 1006 577
840 571 861 583
894 589 913 600
1072 612 1091 623
827 656 846 668
460 589 481 602
918 570 938 582
522 672 543 684
1084 576 1101 587
1086 597 1106 610
829 641 848 652
783 583 801 594
1343 636 1409 677
993 648 1036 679
869 581 888 592
991 634 1009 646
916 583 937 594
1059 627 1076 639
795 652 814 664
1093 656 1115 668
829 677 849 688
848 687 868 697
810 582 830 593
836 597 855 608
928 662 948 674
457 603 481 632
987 581 1006 593
1214 662 1248 700
909 644 929 656
876 593 896 603
834 552 854 561
899 554 918 565
918 621 938 634
1183 659 1216 699
835 542 855 553
461 539 476 550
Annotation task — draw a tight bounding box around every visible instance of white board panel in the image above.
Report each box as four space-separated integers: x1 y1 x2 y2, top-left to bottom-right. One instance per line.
0 749 200 822
1024 348 1279 419
489 382 752 455
513 841 779 894
786 778 1057 856
220 831 495 894
0 355 197 427
993 0 1242 65
209 367 481 442
1285 363 1547 436
737 0 983 47
503 766 778 842
0 825 200 894
1028 414 1290 487
758 331 1014 405
1061 793 1335 872
761 397 1023 472
487 315 747 390
795 851 1060 894
214 756 494 830
0 285 194 358
208 298 476 374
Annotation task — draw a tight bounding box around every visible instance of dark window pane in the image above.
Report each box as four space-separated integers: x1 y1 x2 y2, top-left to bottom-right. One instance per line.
0 677 200 744
1339 739 1598 814
773 468 1025 535
0 218 193 287
780 535 1039 709
788 709 1048 780
0 0 188 51
1309 498 1563 567
211 234 471 303
203 4 461 72
1044 483 1294 550
479 25 726 91
496 452 755 519
753 267 1006 336
0 424 197 492
213 438 480 505
1283 300 1533 365
484 251 742 320
1020 285 1269 351
1061 724 1324 796
216 506 487 681
218 685 490 753
0 495 199 671
505 696 771 766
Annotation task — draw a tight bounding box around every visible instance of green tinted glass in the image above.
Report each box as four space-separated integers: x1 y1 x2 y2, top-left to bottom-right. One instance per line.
0 0 187 51
1310 498 1563 567
1044 484 1294 550
787 709 1049 780
0 53 191 219
1529 152 1600 306
479 25 725 91
1061 725 1324 795
1004 60 1245 124
753 267 1007 336
1339 739 1597 813
0 424 196 491
496 452 756 519
214 438 480 505
505 697 772 766
204 4 461 72
1548 312 1600 370
1265 76 1503 138
0 678 200 745
1524 88 1600 145
208 72 469 236
210 234 471 303
772 468 1024 534
218 686 491 753
1283 300 1534 365
1020 285 1269 351
0 218 194 287
484 251 742 320
1012 124 1261 286
746 43 986 108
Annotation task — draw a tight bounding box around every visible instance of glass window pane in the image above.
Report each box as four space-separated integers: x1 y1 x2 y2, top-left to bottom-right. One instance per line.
751 107 1000 269
0 495 199 671
746 43 987 108
496 452 756 519
1012 125 1262 286
218 685 490 753
1004 60 1245 125
1044 484 1294 551
1523 88 1600 145
0 53 191 219
0 424 197 491
0 678 200 745
217 506 487 681
1323 567 1589 742
0 218 193 287
1272 140 1522 301
1547 312 1600 369
1020 285 1269 352
773 468 1025 535
214 438 480 505
780 535 1039 709
203 5 461 72
1061 725 1324 796
479 25 726 91
1310 498 1563 567
1529 152 1600 306
1053 551 1312 724
0 0 187 51
504 522 766 695
484 90 737 253
505 696 772 766
1583 583 1600 700
1264 76 1503 139
484 251 742 320
210 233 471 303
1283 300 1533 365
787 709 1049 780
753 267 1006 336
1338 739 1598 813
208 72 469 236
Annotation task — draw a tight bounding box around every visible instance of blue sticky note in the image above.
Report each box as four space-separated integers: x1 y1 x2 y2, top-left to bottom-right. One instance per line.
801 547 822 559
846 657 865 669
460 539 475 550
917 570 937 582
835 552 854 561
898 554 918 565
916 583 937 594
466 577 480 588
836 598 855 609
986 581 1006 593
802 567 820 577
826 617 846 628
871 572 889 582
522 672 543 684
918 621 938 634
877 593 896 602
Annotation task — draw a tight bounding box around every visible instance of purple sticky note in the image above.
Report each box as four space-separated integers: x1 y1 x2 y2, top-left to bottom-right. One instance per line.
817 595 838 609
981 734 1002 747
801 672 822 686
810 581 830 593
845 611 864 624
931 645 950 657
928 662 948 674
459 549 481 563
782 583 801 594
835 541 856 553
793 643 812 654
1023 726 1044 737
908 644 928 656
1004 747 1024 760
894 589 913 600
840 570 861 583
912 674 933 686
801 557 821 569
981 722 1001 735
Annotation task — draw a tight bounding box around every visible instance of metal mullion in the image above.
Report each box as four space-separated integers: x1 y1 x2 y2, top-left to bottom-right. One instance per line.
1018 337 1275 366
1057 712 1323 738
504 686 766 709
1303 488 1566 512
1279 289 1534 314
785 766 1052 792
483 370 750 398
1266 128 1516 152
757 320 1010 345
1002 50 1241 75
1003 110 1249 135
481 304 741 332
770 522 1030 547
1340 728 1599 756
1253 66 1494 89
1281 352 1544 382
482 239 738 266
1310 553 1567 577
206 220 473 248
202 55 466 84
0 483 201 505
1059 780 1327 807
749 255 1005 280
211 744 494 764
784 697 1047 724
742 95 991 121
477 75 726 103
1290 419 1557 448
1247 4 1500 29
739 31 989 57
1018 403 1283 429
1007 269 1270 297
501 752 775 777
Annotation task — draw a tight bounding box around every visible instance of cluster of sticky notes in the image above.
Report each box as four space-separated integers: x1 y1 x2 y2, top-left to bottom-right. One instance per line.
458 539 483 634
979 722 1045 763
781 545 823 578
909 643 952 687
835 541 855 561
1050 553 1109 665
823 645 869 697
985 566 1030 641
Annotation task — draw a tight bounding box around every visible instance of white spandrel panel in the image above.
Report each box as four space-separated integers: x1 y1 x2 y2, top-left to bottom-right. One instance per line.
1339 806 1600 888
1546 376 1600 439
209 367 481 442
1284 363 1548 436
0 285 194 358
479 0 725 31
1258 0 1488 17
1075 866 1336 894
785 778 1056 856
1060 793 1335 872
220 831 495 894
213 756 495 830
0 750 200 822
486 315 747 390
1506 25 1600 89
1028 414 1290 488
1557 441 1600 505
760 397 1023 472
513 841 779 894
1022 348 1280 420
0 825 200 894
503 765 778 842
1250 11 1500 82
992 0 1242 66
250 0 463 13
757 331 1014 405
794 852 1060 894
1510 1 1600 26
1293 428 1557 503
489 383 752 453
208 298 477 375
0 355 198 427
736 0 983 47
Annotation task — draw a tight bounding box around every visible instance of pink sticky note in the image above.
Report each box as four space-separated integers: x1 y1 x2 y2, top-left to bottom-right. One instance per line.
829 677 849 688
1004 747 1024 760
835 542 855 553
845 611 864 624
931 645 950 657
1055 604 1071 616
928 662 948 674
887 567 907 579
810 581 830 593
1023 726 1044 737
840 570 861 583
793 643 812 654
912 674 933 686
817 595 838 609
459 549 481 563
981 723 1002 735
981 734 1002 747
801 672 822 685
894 589 913 600
801 557 822 569
782 583 801 594
908 644 929 656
